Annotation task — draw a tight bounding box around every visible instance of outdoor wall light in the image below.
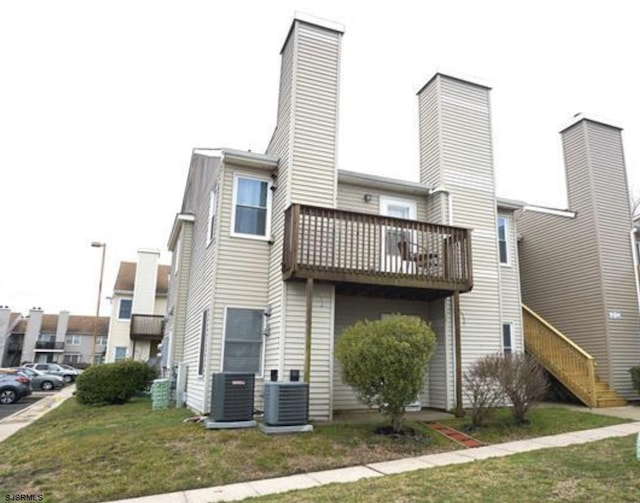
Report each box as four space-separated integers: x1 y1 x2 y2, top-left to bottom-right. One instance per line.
364 193 373 203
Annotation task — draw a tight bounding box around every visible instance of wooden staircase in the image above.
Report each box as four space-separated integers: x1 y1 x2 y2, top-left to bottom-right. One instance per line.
522 304 626 408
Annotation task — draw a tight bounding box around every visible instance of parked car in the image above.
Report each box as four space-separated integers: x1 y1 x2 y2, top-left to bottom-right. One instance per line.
58 363 83 374
0 368 32 404
15 367 65 391
23 363 79 383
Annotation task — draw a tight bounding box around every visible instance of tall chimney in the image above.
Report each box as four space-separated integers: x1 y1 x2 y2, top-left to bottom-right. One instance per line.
132 249 160 315
559 115 640 393
417 73 502 389
55 310 70 345
22 307 44 364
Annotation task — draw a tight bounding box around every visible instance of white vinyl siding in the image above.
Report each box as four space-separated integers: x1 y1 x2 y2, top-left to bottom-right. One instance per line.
222 307 264 375
497 209 524 354
231 175 272 240
418 74 503 380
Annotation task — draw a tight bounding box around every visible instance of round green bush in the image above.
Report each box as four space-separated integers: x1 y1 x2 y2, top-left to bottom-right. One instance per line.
336 314 436 432
75 360 158 405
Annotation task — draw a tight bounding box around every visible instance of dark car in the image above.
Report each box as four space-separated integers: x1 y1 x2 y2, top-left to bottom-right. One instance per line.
23 363 79 383
15 367 65 391
0 368 32 404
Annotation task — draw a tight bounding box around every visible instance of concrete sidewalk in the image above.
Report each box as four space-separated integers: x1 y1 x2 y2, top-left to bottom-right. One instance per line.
0 384 76 443
103 419 640 503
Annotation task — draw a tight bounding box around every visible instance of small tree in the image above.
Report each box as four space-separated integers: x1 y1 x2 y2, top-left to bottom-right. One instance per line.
335 315 436 433
496 353 548 424
463 356 504 428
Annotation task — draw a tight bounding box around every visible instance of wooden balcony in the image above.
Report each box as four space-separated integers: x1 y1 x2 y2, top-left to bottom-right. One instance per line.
130 314 165 341
282 204 473 299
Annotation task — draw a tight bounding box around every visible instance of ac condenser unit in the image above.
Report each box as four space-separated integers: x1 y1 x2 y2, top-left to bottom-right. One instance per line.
210 372 255 422
263 381 309 426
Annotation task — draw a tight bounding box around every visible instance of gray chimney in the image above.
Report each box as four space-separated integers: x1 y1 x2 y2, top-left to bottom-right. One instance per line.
55 310 70 345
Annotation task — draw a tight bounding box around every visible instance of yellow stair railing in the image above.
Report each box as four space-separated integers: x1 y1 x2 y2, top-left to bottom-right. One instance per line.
522 304 598 408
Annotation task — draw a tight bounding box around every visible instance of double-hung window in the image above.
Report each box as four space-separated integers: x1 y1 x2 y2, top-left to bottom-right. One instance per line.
118 298 133 320
223 307 264 374
207 188 217 246
497 217 509 264
198 309 208 377
502 323 513 354
65 335 81 345
232 175 271 238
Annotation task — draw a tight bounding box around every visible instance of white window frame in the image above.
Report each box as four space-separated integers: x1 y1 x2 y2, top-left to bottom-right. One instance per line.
197 309 209 378
230 174 272 241
118 298 133 321
207 188 217 247
502 322 513 354
220 306 265 377
114 346 127 362
64 354 81 364
97 336 108 346
497 216 510 266
65 334 81 345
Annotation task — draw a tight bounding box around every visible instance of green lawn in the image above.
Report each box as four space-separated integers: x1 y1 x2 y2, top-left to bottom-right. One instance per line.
0 398 630 503
248 435 640 502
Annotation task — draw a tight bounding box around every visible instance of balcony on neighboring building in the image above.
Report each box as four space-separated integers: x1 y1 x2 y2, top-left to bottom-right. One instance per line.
130 314 165 341
34 341 65 351
282 204 473 300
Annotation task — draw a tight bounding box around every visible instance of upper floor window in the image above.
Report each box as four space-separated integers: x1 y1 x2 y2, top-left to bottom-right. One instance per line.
207 188 217 246
118 298 133 320
65 335 81 345
97 336 108 346
174 237 181 274
232 175 271 239
497 217 509 264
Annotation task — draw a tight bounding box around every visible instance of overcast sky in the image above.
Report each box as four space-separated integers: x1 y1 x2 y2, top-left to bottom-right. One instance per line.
1 1 639 317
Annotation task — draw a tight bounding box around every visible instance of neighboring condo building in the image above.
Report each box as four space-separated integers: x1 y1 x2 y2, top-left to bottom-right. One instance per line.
104 249 170 363
0 306 109 366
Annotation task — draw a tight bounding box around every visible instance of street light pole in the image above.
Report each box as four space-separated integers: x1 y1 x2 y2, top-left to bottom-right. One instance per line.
91 242 106 365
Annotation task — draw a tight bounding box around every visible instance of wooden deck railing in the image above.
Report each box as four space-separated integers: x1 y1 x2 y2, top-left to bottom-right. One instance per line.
522 304 598 408
282 204 473 293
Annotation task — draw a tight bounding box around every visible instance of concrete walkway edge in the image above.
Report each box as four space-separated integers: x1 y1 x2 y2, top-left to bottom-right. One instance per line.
0 384 76 443
102 420 640 503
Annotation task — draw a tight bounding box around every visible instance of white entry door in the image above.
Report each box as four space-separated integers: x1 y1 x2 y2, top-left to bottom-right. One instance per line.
380 196 417 273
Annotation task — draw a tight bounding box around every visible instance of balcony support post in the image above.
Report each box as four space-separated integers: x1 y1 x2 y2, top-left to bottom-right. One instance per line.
453 290 464 417
304 278 314 383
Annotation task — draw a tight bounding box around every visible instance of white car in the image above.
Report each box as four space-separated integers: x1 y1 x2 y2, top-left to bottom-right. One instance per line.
23 363 80 383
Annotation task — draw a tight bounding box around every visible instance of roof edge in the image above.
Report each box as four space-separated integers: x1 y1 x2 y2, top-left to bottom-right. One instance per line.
338 169 431 196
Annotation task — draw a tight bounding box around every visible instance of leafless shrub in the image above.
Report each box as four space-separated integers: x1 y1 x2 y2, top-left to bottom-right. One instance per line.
463 357 504 427
496 353 549 424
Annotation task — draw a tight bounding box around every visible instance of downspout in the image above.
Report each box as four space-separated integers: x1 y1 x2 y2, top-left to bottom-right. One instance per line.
429 186 461 414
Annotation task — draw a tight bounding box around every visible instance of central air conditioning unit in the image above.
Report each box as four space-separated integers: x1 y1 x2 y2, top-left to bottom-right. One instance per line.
263 381 309 426
210 372 255 422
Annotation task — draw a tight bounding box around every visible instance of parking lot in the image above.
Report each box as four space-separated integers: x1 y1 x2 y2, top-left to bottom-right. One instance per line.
0 393 47 421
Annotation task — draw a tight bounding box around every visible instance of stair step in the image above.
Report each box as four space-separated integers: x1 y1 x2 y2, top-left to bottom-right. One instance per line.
597 398 627 408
